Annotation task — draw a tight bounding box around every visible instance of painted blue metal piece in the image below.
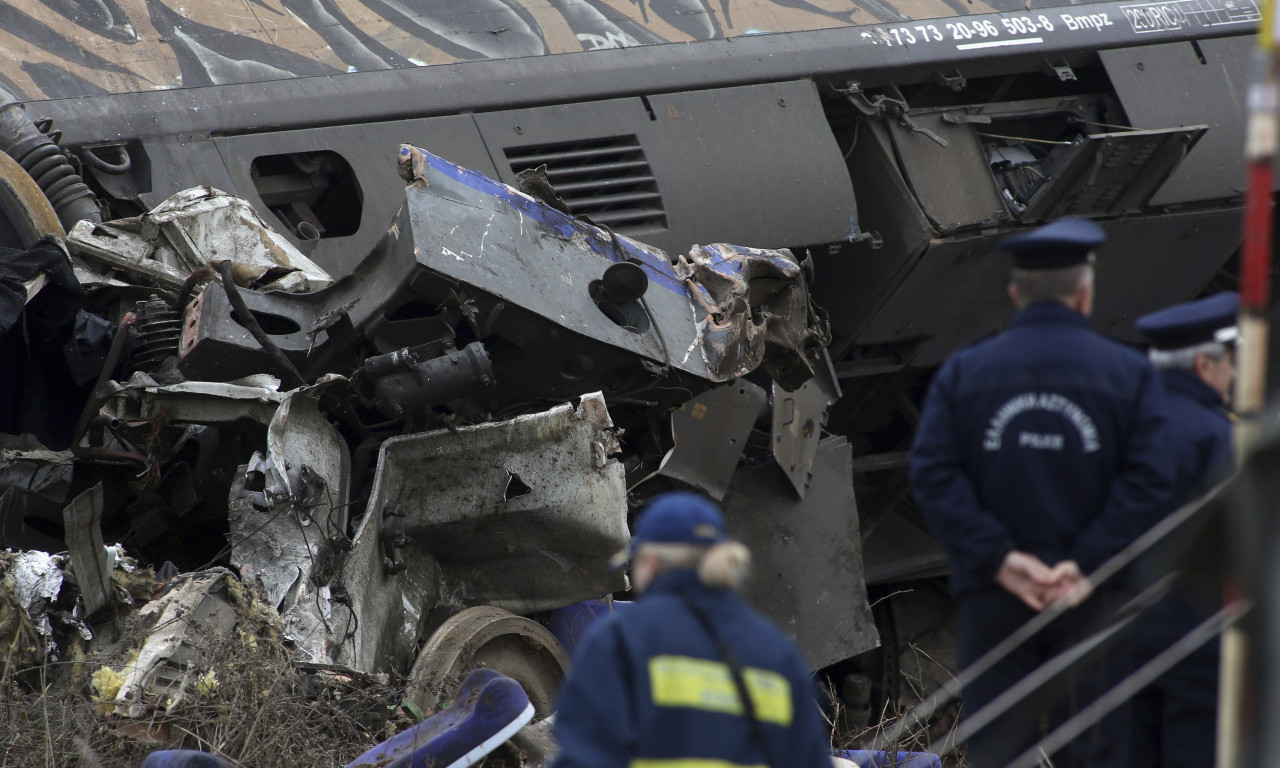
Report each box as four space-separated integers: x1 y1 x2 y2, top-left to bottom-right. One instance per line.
548 599 635 660
346 668 535 768
140 751 236 768
400 144 801 301
396 143 821 390
837 749 943 767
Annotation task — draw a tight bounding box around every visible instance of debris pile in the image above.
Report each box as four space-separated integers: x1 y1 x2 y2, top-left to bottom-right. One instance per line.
0 549 399 767
0 144 874 764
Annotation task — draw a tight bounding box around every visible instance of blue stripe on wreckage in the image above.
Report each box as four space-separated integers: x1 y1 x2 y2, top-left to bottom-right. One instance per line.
416 148 703 298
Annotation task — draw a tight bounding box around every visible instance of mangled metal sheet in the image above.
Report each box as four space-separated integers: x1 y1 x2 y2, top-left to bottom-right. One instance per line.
658 380 767 500
4 550 64 653
674 244 830 390
66 187 332 294
229 377 350 664
101 372 287 426
772 378 834 499
112 569 240 717
721 435 880 669
62 483 113 616
0 444 74 537
337 392 628 674
395 145 827 403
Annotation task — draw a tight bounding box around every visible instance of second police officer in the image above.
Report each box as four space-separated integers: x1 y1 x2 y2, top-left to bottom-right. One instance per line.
909 218 1174 767
1129 292 1238 768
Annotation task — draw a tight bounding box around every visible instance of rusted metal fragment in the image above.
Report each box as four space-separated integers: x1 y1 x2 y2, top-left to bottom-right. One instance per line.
67 187 332 294
337 392 627 674
674 243 830 391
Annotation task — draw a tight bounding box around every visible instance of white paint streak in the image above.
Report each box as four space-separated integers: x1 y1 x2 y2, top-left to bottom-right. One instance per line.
480 212 495 256
955 37 1043 49
681 302 705 365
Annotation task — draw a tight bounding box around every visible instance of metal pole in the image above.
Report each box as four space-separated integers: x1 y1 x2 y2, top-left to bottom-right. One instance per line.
1218 6 1277 763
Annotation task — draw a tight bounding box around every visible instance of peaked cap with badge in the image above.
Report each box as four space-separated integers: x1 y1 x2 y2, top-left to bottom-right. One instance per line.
1134 291 1239 350
997 217 1107 270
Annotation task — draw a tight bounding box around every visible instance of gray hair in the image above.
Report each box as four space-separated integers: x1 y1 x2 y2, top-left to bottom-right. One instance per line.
1010 263 1094 306
1149 341 1227 371
637 541 752 591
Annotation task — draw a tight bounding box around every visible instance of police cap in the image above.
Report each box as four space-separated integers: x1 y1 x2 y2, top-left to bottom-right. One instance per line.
998 218 1106 270
1135 291 1239 350
609 491 729 569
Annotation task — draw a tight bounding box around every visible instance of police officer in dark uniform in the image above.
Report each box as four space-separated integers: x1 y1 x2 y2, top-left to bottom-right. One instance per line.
549 491 832 768
1129 292 1237 768
909 218 1173 768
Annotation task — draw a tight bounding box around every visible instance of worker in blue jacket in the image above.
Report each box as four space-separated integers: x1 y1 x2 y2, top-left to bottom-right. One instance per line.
549 491 833 768
909 218 1173 768
1129 292 1237 768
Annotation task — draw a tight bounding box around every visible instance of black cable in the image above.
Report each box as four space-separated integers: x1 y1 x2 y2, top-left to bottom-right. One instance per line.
216 260 307 389
682 596 778 768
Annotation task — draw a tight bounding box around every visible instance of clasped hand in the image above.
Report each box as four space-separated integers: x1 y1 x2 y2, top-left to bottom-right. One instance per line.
995 551 1093 611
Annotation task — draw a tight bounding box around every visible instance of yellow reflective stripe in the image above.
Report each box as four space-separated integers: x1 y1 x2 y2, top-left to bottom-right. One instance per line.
647 655 793 726
742 667 792 725
631 760 767 768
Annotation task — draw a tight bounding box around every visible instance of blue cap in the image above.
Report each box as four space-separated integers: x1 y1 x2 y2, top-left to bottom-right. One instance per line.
1135 292 1239 350
997 218 1106 270
610 491 729 569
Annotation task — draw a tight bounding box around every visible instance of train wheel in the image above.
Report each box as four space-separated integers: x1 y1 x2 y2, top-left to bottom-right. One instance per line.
405 605 571 721
0 149 62 248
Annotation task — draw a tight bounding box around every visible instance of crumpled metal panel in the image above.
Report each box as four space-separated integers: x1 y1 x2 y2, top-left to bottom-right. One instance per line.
658 380 766 500
113 569 239 718
62 483 112 616
67 187 332 294
721 436 879 669
771 378 833 499
102 372 287 426
228 377 350 664
397 144 825 394
674 243 830 390
337 392 627 674
3 550 64 653
173 214 418 383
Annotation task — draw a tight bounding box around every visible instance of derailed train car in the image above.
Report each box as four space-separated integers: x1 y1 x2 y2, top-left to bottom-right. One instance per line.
0 0 1262 735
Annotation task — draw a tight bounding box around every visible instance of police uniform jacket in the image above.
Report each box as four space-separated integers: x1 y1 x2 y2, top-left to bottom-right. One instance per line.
549 569 832 768
910 301 1174 595
1157 368 1231 505
1134 367 1232 652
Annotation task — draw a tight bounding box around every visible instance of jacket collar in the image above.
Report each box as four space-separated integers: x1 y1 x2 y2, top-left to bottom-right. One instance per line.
1010 301 1090 329
1159 367 1229 413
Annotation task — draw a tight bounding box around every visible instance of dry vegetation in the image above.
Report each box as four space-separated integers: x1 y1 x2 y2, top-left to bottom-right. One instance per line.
0 579 403 768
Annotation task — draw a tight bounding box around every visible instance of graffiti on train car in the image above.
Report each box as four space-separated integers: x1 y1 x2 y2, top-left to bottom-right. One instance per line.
1 0 1053 101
